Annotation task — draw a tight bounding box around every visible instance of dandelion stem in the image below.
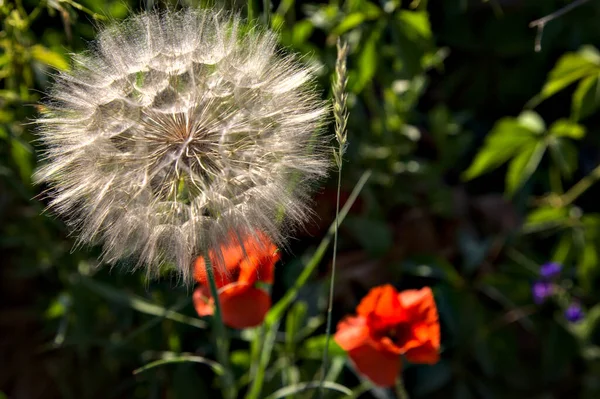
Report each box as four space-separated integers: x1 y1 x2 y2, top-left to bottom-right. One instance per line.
395 376 410 399
204 253 236 399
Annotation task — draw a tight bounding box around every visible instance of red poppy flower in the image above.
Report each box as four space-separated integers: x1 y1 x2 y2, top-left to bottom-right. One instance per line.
334 284 440 387
193 231 279 329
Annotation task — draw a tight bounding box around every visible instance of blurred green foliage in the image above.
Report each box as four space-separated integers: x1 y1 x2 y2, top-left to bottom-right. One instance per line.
3 0 600 398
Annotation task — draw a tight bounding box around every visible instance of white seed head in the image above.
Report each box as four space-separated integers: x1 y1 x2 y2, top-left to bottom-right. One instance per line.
34 8 330 282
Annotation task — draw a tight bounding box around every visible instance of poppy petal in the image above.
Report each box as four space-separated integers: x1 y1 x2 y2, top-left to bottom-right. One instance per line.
334 316 370 351
219 284 271 329
399 287 439 325
193 286 214 317
357 285 408 331
193 255 238 287
347 342 401 387
404 341 440 364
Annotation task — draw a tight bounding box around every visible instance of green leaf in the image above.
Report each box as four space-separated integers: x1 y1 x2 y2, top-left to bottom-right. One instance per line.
505 141 546 194
533 46 600 105
572 73 600 121
553 233 573 266
549 119 586 139
351 26 381 93
569 304 600 341
525 207 569 227
291 20 313 46
578 235 598 292
549 137 578 179
285 301 307 349
77 275 206 329
398 10 432 40
332 12 367 36
301 335 346 359
517 110 545 134
30 44 69 70
11 139 33 184
463 116 539 180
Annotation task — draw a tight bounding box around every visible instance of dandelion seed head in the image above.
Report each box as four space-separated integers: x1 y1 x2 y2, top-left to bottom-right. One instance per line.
34 8 330 282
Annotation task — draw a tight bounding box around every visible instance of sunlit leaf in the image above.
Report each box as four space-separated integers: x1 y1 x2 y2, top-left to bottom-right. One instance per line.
30 44 69 71
332 12 367 36
505 141 546 195
549 137 578 179
572 73 600 121
463 117 538 180
523 206 569 233
549 119 585 139
531 46 600 106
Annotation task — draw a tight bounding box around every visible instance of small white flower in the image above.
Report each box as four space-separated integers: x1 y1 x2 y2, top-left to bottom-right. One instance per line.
35 8 330 282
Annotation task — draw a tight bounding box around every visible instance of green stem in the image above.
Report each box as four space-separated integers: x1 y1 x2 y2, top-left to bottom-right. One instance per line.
318 162 342 396
558 163 600 207
395 376 410 399
204 254 236 399
245 170 372 399
247 0 258 20
262 0 271 26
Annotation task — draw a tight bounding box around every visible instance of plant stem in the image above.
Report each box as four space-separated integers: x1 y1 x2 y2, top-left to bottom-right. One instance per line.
559 163 600 207
318 164 341 397
262 0 271 26
318 37 349 398
529 0 590 52
395 376 410 399
245 170 371 399
204 253 236 399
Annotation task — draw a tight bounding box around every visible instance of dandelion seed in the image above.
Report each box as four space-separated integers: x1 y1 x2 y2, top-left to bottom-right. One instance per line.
34 8 330 282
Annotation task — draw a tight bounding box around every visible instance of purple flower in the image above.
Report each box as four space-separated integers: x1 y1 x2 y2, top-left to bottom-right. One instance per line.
565 303 584 323
539 262 561 279
532 280 554 304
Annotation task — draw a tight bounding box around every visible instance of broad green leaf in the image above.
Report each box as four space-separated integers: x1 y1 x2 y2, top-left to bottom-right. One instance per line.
463 119 537 180
30 44 69 71
549 137 578 179
572 73 600 121
549 119 586 139
533 46 600 104
505 141 546 194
